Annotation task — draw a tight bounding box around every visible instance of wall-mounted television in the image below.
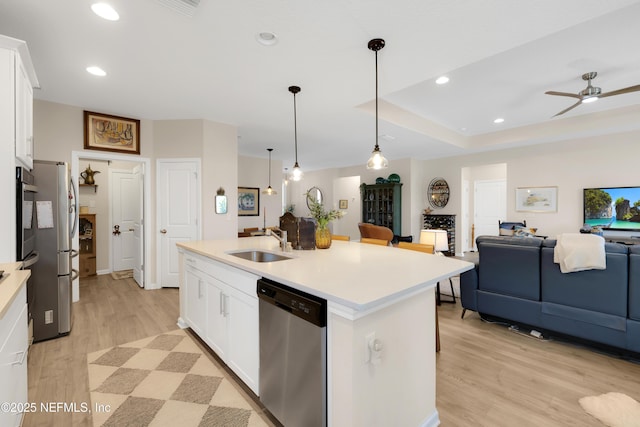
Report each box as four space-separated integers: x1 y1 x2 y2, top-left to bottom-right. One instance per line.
583 186 640 231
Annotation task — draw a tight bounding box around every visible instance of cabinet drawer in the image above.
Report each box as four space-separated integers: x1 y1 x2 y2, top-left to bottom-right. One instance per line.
0 285 27 347
183 252 259 298
1 302 28 365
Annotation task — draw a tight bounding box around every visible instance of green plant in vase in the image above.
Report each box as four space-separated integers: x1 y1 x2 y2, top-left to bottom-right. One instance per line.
306 191 344 249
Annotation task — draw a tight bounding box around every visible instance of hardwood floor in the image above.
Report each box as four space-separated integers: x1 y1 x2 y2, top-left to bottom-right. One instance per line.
25 275 180 427
24 274 640 426
436 302 640 426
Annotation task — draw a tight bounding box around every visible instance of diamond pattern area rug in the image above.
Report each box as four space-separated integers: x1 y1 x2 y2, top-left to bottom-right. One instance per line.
87 329 269 427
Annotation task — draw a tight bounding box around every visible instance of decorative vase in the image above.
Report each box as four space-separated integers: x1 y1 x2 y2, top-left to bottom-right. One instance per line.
315 227 332 249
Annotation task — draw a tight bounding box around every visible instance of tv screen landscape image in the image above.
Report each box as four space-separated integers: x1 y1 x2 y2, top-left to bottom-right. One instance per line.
584 186 640 231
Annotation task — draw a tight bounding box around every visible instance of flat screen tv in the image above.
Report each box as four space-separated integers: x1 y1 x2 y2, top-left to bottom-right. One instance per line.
583 186 640 231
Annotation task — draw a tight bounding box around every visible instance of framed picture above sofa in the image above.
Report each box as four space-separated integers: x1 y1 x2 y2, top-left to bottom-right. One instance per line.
516 186 557 212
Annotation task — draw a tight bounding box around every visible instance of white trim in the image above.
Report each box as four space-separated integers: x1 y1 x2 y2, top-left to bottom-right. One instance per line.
71 150 152 300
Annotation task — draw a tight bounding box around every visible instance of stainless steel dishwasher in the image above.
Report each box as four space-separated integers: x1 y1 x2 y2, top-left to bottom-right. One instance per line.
257 277 327 427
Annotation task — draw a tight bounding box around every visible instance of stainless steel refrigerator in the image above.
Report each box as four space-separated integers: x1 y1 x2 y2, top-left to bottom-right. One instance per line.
31 160 78 342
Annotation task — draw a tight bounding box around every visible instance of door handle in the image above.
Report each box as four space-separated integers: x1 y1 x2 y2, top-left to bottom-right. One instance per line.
160 229 167 234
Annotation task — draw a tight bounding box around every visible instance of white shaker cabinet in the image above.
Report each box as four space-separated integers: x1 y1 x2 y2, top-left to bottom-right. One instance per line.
0 35 38 171
0 284 29 427
180 250 260 395
183 257 207 337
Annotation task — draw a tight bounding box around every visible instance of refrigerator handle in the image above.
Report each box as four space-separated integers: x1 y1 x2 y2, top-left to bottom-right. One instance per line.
70 177 79 238
71 269 79 281
70 249 79 259
22 251 40 268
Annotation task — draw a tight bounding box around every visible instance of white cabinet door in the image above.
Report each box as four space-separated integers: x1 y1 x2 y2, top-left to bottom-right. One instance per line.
180 251 260 395
205 276 228 359
184 266 206 336
15 54 33 170
226 285 259 394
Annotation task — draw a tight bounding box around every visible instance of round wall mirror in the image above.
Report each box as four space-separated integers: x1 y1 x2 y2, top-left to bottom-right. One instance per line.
306 186 323 209
428 177 450 208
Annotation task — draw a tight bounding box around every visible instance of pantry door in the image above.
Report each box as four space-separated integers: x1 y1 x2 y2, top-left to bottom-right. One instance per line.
157 159 200 288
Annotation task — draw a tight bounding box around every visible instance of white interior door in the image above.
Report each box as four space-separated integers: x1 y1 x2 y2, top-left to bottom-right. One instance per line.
474 179 506 242
111 169 139 272
157 159 200 288
132 164 144 287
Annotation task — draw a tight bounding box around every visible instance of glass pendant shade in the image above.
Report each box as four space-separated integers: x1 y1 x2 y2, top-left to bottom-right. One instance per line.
366 38 388 170
289 85 304 181
367 145 388 170
262 148 277 195
290 162 303 181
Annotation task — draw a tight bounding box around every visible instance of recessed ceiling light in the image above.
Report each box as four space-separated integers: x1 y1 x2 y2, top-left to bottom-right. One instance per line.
493 118 504 124
256 32 278 46
91 3 120 21
435 76 449 85
86 66 107 76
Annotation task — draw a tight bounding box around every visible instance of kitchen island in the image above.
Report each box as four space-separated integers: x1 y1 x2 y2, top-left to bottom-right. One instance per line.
177 236 473 427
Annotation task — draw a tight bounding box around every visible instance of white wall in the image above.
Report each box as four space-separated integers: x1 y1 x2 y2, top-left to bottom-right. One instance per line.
237 155 283 232
34 101 240 287
420 130 640 251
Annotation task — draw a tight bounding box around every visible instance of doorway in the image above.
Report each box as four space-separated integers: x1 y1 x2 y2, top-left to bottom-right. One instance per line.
156 158 201 288
71 151 151 302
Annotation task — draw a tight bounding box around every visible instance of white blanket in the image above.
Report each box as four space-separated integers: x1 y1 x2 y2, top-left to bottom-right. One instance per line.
553 233 606 273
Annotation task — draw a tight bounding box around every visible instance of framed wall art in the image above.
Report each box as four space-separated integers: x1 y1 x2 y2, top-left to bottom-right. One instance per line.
84 111 141 155
339 199 348 209
238 187 260 216
516 186 558 212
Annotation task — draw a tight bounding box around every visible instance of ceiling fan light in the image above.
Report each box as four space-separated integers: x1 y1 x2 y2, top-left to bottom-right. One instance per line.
582 96 598 104
367 146 389 170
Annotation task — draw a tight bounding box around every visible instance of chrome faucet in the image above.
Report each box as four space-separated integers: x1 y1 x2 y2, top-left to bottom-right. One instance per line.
266 228 288 251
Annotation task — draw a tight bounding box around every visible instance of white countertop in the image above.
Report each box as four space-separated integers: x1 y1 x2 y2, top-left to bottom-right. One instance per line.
0 262 29 319
178 237 474 311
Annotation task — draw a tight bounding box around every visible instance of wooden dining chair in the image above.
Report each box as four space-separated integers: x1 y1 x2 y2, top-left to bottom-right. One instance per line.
360 237 389 246
358 223 394 246
397 241 434 253
331 234 350 241
397 240 440 352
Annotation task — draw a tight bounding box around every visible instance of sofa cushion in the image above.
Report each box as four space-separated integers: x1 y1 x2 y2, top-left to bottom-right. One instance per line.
541 242 628 317
477 236 543 300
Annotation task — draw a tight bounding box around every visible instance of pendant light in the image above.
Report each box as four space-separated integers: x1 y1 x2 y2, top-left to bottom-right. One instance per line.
289 85 304 181
366 38 389 170
262 148 277 195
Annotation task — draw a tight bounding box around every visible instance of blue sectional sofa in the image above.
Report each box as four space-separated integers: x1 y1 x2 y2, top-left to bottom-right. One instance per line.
460 235 640 354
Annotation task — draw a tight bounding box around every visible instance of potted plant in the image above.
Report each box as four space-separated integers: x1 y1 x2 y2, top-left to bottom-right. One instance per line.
306 191 344 249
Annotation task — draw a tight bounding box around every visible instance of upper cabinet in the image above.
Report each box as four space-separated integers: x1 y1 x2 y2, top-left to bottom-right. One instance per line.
1 35 39 170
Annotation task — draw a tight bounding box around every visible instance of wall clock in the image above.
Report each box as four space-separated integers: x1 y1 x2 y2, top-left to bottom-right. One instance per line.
428 177 450 208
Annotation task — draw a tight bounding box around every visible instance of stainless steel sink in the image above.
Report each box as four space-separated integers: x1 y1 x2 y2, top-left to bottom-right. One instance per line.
228 250 291 262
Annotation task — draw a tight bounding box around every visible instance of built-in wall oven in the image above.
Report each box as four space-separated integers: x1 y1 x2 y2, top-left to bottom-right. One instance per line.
16 167 37 262
17 166 39 343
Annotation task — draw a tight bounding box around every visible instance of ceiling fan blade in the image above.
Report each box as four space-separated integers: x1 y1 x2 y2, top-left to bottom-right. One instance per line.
545 90 582 99
552 100 582 117
598 84 640 98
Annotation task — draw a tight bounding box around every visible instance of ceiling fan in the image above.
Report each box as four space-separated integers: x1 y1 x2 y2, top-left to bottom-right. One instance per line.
545 72 640 117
